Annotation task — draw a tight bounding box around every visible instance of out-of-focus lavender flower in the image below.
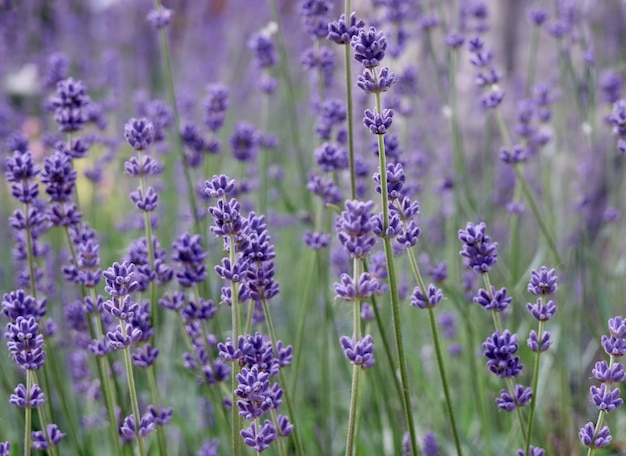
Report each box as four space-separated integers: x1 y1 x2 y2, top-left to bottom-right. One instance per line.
445 30 465 49
146 7 173 29
204 84 229 132
0 442 9 456
500 144 527 165
351 26 387 68
41 149 77 203
528 6 548 26
307 174 342 205
6 315 46 370
299 0 331 38
32 424 64 450
248 30 278 69
197 439 219 456
304 231 331 250
339 334 375 368
422 430 440 456
240 420 277 452
600 69 622 105
5 149 40 204
49 78 90 132
315 142 348 172
458 221 498 273
579 422 611 448
2 289 46 321
125 118 155 151
517 446 545 456
42 52 69 90
172 233 207 287
231 122 261 162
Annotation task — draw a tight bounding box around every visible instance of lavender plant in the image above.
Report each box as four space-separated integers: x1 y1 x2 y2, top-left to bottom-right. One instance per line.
2 2 626 455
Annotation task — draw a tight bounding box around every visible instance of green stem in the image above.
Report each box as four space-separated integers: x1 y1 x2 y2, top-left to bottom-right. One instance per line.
268 0 311 214
524 26 540 97
406 249 463 455
147 365 168 456
120 318 147 456
524 320 545 455
260 297 304 456
152 0 200 232
372 68 419 456
344 365 362 456
228 233 242 456
343 36 356 199
25 370 33 456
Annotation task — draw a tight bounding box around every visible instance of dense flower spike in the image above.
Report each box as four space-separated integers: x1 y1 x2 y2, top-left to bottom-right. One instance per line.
458 221 498 273
336 200 376 259
125 118 155 151
339 335 376 368
351 26 387 68
482 330 523 378
49 77 90 131
327 12 364 44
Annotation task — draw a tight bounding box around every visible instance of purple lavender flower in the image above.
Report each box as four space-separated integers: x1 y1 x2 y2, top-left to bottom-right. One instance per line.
608 316 626 338
120 412 155 439
248 32 278 69
482 330 523 378
496 384 532 411
592 361 626 383
304 231 331 250
517 446 545 456
336 200 376 259
172 233 207 287
147 7 173 29
334 273 383 301
527 266 558 295
32 424 64 450
410 284 443 309
240 420 277 452
103 261 139 297
10 383 46 408
230 122 260 162
339 334 375 368
422 430 440 456
2 289 46 321
43 52 69 90
351 26 387 68
458 221 498 273
528 6 547 26
204 84 229 132
40 149 77 203
590 383 623 412
579 422 611 448
527 330 551 352
0 442 9 456
125 118 155 151
307 174 342 205
197 439 219 456
49 78 90 132
363 108 394 135
500 144 527 165
473 286 511 312
5 150 40 204
327 12 364 44
5 316 46 370
315 142 348 172
357 67 396 94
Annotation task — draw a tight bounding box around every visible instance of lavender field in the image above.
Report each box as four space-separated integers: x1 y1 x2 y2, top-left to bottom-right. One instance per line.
2 1 626 455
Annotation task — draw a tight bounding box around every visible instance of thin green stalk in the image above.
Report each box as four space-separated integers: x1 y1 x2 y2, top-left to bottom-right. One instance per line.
524 25 540 97
268 0 311 213
344 364 362 456
31 371 58 456
260 297 304 456
493 109 561 266
228 233 242 456
24 370 33 456
120 317 147 456
406 249 463 455
152 0 200 233
524 320 545 456
585 355 615 456
372 68 419 456
343 7 356 199
147 365 168 456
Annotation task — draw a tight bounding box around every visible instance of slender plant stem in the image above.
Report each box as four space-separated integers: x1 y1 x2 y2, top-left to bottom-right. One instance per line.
24 370 32 456
228 233 242 456
146 365 168 456
406 248 463 455
120 317 147 456
344 364 362 456
524 320 545 455
268 0 311 213
372 68 419 456
260 297 304 456
344 0 356 200
525 25 540 97
152 0 200 233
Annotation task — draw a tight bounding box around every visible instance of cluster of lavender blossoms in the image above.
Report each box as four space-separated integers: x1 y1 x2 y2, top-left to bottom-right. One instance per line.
206 174 294 453
579 316 626 451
